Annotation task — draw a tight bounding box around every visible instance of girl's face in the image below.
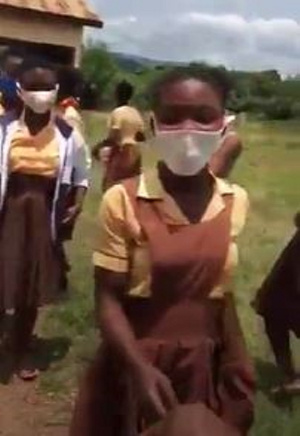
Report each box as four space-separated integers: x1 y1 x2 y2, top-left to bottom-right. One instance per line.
20 67 57 92
19 67 59 115
154 78 225 133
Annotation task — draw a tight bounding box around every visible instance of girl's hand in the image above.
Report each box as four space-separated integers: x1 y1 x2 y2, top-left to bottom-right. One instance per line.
131 362 178 422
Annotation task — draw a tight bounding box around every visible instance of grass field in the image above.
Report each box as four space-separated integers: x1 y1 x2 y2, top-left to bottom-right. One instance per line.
40 114 300 435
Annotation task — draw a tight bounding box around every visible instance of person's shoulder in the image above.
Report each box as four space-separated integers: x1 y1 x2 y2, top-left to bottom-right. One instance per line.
217 179 249 235
230 181 248 198
101 183 128 209
65 105 80 117
111 106 125 115
102 176 141 212
216 177 249 207
113 105 140 115
128 105 143 116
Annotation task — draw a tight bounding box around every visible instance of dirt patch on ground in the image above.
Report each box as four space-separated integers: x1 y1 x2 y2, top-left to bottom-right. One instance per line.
0 378 71 436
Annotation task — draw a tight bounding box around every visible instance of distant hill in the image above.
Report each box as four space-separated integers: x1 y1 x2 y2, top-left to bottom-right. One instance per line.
111 52 183 72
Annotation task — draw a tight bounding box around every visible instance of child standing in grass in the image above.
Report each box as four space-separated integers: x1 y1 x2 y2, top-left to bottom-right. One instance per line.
70 66 254 436
92 80 146 191
253 213 300 395
0 58 89 380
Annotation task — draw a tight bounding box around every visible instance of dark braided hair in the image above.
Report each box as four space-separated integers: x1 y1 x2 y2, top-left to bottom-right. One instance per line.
149 65 233 109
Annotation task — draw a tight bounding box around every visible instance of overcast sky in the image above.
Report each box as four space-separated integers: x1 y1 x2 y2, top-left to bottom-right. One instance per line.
89 0 300 74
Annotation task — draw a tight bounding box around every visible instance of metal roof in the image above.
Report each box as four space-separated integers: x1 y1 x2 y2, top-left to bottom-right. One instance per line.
0 0 103 28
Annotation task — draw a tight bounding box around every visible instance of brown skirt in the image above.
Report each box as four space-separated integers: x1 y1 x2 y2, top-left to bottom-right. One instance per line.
0 173 60 310
70 296 254 436
255 230 300 336
102 143 141 192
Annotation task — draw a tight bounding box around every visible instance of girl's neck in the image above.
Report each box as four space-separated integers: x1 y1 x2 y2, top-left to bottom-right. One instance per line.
157 162 215 223
23 108 52 135
158 162 213 195
116 100 130 108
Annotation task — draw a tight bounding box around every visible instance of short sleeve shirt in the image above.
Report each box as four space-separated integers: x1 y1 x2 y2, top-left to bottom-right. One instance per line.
9 119 59 177
93 169 249 299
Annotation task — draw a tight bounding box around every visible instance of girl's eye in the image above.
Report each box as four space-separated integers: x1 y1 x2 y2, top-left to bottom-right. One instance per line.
159 113 182 125
194 108 221 124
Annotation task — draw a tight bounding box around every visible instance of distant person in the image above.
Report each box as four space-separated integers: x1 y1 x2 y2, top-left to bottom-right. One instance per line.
0 57 89 380
253 213 300 395
1 48 23 79
81 81 98 110
56 67 91 291
92 80 145 191
0 74 20 114
70 67 254 436
57 67 85 135
0 49 23 114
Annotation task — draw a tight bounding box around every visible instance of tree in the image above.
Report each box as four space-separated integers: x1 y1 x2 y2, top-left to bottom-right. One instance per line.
81 43 119 107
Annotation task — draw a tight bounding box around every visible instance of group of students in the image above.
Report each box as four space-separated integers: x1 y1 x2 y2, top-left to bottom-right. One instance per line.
0 54 299 436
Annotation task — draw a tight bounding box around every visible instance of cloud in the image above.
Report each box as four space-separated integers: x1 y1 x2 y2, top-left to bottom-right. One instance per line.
105 16 138 27
92 12 300 74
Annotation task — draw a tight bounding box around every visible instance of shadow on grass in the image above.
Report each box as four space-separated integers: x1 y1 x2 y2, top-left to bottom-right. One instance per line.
0 336 71 385
255 358 295 411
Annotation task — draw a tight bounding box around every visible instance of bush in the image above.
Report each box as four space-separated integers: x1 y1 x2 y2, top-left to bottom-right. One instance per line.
261 98 293 120
291 101 300 119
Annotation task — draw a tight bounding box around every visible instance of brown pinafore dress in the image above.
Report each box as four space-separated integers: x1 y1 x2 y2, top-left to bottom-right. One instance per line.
70 179 254 436
0 173 59 311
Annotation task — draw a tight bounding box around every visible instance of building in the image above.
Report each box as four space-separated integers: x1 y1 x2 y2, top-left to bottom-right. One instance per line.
0 0 103 66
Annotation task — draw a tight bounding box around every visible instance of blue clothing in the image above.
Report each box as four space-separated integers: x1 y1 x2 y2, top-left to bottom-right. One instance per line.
0 77 17 101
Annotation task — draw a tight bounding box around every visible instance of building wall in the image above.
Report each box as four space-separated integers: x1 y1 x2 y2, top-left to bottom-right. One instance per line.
0 8 83 66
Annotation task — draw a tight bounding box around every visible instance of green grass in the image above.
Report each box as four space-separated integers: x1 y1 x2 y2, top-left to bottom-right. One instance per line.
40 114 300 434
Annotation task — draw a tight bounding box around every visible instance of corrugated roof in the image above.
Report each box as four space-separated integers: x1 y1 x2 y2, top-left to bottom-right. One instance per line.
0 0 103 27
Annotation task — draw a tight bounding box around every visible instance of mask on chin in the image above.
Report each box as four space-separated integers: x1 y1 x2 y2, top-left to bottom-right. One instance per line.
150 116 233 176
18 84 59 114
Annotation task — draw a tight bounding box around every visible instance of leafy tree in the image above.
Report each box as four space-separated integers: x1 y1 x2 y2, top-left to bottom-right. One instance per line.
79 42 300 119
81 43 119 106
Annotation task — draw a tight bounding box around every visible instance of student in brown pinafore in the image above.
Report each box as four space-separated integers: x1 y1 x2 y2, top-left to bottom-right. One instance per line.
70 66 255 436
92 81 146 192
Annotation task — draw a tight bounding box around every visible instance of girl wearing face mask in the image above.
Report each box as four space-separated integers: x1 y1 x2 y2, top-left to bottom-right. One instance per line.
0 58 89 380
70 67 254 436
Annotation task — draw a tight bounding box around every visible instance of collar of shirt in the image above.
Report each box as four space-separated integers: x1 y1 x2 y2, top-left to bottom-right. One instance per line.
19 110 55 131
13 111 56 147
136 167 233 225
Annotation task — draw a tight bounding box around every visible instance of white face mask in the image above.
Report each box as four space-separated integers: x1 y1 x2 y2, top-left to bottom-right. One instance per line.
151 121 231 176
18 85 58 114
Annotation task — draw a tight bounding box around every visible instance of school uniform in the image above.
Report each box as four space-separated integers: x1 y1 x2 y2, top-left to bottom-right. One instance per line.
0 113 89 312
103 105 145 191
70 168 254 435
